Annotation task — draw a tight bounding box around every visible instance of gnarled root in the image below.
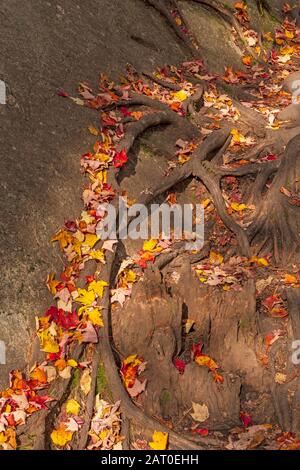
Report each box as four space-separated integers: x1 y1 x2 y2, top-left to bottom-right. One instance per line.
247 134 300 265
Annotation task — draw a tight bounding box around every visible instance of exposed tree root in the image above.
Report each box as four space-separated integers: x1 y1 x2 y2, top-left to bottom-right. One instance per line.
247 134 300 264
95 249 206 450
116 111 177 154
232 99 267 137
182 84 204 115
142 71 182 91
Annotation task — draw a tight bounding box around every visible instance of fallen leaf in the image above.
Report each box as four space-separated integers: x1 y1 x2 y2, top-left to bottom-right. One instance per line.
193 427 209 437
80 368 92 396
275 372 287 384
190 402 209 423
88 125 99 136
66 399 80 415
209 251 224 265
149 431 168 450
173 358 186 374
113 149 128 168
240 411 253 427
283 274 298 285
172 90 189 102
242 56 253 66
51 424 73 447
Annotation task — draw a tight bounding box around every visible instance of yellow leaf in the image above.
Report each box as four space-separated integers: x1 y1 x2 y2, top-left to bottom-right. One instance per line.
230 128 246 144
143 239 158 252
123 354 142 368
280 46 295 56
263 32 273 42
38 327 59 353
51 425 73 447
73 230 85 243
46 272 60 295
131 111 143 120
90 170 107 185
89 250 105 262
84 234 99 248
285 30 294 39
172 89 188 102
66 398 80 415
195 354 219 371
88 280 108 298
275 372 287 384
257 257 269 267
87 307 103 327
201 198 211 209
94 152 110 162
185 319 195 334
0 429 17 450
209 251 224 265
149 431 168 450
51 229 72 250
75 288 96 306
125 269 137 284
178 154 190 165
67 359 78 368
231 202 247 212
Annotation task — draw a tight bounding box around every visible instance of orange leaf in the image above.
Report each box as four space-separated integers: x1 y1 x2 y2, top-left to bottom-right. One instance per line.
242 56 252 66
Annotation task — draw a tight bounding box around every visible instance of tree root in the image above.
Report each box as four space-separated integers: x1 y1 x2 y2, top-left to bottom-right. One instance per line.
142 71 182 91
95 249 205 450
107 91 198 140
116 111 177 154
182 84 204 115
247 134 300 264
232 99 267 137
135 127 251 256
193 160 251 256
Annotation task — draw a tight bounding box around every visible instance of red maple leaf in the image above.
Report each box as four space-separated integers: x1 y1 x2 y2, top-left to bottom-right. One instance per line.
113 149 128 168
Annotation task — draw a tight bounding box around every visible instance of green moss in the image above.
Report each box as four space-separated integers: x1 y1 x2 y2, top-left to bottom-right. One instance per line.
96 362 113 400
70 368 80 390
160 389 171 411
18 434 35 450
239 318 250 330
139 143 154 160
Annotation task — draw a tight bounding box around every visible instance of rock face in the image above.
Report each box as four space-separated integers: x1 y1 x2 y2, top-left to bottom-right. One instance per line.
0 0 188 387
